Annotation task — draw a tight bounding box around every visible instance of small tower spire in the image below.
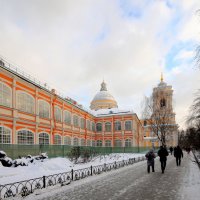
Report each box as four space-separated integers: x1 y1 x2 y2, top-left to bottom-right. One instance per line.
161 72 163 82
100 80 107 91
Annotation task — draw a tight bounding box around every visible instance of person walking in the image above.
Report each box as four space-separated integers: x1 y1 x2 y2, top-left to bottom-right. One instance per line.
158 145 169 174
169 146 173 155
145 149 156 173
174 145 183 166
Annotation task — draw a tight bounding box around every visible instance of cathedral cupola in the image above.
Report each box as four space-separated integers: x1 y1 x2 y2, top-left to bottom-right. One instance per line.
90 81 118 110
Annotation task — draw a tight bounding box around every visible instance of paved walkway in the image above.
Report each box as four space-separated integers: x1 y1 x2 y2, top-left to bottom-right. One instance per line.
26 153 200 200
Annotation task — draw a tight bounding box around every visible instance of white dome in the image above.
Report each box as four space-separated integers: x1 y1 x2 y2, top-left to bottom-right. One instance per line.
90 81 118 110
92 91 116 101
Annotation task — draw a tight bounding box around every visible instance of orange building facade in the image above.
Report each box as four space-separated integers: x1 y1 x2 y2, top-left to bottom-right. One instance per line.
0 59 145 148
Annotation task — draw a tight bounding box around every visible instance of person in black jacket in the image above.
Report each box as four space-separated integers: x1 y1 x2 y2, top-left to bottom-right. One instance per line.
145 149 156 173
174 145 183 166
157 145 169 174
169 146 173 155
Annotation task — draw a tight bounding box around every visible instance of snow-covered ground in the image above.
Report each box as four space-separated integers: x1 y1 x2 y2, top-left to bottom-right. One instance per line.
0 153 144 185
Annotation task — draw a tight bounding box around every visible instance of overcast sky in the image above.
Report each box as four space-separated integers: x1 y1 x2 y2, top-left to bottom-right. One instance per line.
0 0 200 129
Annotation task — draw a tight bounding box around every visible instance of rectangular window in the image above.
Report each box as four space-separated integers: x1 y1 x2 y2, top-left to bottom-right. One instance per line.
125 121 132 131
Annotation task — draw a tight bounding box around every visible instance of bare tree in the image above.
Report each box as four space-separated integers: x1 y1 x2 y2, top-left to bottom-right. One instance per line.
187 90 200 128
142 94 176 146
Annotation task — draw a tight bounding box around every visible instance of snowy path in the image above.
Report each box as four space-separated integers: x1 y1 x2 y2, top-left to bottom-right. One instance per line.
24 153 200 200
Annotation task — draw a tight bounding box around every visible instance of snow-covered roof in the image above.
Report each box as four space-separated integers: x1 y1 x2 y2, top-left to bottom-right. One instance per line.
90 108 135 117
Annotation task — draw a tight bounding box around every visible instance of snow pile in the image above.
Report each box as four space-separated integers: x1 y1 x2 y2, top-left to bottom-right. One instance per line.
91 108 134 117
0 153 144 185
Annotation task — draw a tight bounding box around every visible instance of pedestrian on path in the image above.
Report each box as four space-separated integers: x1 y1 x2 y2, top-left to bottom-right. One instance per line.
158 145 169 174
145 149 156 173
169 146 173 155
174 145 183 166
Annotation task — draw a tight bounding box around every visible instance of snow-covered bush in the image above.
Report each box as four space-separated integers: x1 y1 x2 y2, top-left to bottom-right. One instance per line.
0 150 6 158
13 158 28 167
0 151 48 167
0 156 13 167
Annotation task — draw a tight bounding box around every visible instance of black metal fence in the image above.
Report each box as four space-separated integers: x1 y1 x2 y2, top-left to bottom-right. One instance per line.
0 156 145 199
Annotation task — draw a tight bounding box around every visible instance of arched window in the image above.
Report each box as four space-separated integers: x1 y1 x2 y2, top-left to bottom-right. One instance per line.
0 126 11 144
105 122 111 132
114 139 122 147
86 140 91 146
92 122 95 132
73 137 79 146
54 134 61 145
80 138 85 146
160 98 166 108
64 136 71 145
17 91 34 114
0 82 12 107
54 106 62 122
64 111 71 125
80 118 85 129
96 123 102 132
96 140 102 147
73 115 79 127
125 139 132 147
114 121 121 131
39 132 50 145
87 120 91 130
144 120 147 126
105 140 111 147
17 130 34 144
125 121 132 131
39 100 50 118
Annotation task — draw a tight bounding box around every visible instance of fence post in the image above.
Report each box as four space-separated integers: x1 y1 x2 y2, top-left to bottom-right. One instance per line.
43 176 46 188
104 163 106 171
115 161 117 169
91 165 93 176
71 169 74 181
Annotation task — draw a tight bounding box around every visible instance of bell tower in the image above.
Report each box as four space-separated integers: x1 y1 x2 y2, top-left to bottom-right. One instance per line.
152 73 175 124
152 73 177 145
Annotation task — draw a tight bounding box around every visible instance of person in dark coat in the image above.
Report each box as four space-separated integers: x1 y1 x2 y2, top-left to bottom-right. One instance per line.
157 145 169 174
169 146 173 155
174 145 183 166
145 149 156 173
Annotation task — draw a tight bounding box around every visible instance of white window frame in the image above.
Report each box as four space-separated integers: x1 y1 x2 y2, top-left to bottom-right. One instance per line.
105 122 111 132
96 123 102 132
114 121 121 131
17 91 35 114
125 121 132 131
64 110 71 125
38 132 50 145
0 126 12 144
54 134 62 145
38 100 50 119
54 106 62 122
0 81 12 108
17 129 34 145
64 136 71 145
